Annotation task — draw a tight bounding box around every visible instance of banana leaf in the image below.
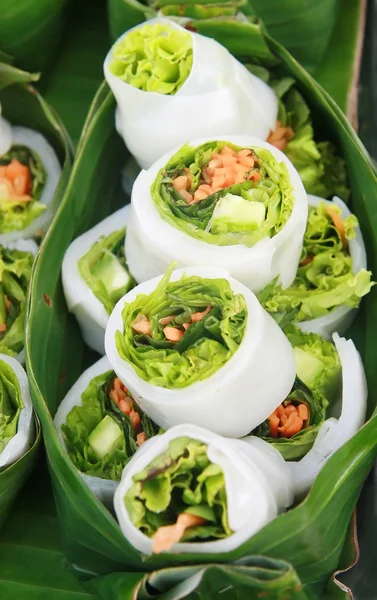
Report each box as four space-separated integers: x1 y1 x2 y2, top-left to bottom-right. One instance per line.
26 20 377 600
0 63 72 531
0 457 96 599
106 0 365 116
0 0 71 72
38 0 112 146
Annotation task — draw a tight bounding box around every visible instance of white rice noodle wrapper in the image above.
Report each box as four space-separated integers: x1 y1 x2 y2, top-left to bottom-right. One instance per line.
289 333 367 496
114 424 294 556
104 18 278 169
126 135 308 293
0 103 12 155
105 266 296 437
298 195 367 340
0 354 34 468
0 126 61 245
62 205 131 355
2 239 39 365
54 356 118 507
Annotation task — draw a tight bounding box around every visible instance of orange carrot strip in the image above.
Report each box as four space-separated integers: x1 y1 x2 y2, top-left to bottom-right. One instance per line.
163 326 185 342
268 414 280 438
137 432 147 446
152 513 206 554
132 314 151 336
300 254 314 267
325 206 347 248
191 305 211 323
298 404 309 421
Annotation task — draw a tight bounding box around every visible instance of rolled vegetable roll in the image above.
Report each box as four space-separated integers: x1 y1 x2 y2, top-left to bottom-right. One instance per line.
105 266 296 437
114 424 293 555
259 195 373 339
0 113 61 244
62 206 134 354
104 19 278 169
126 136 307 292
54 356 160 506
289 333 367 495
253 326 341 460
0 354 34 469
0 239 38 363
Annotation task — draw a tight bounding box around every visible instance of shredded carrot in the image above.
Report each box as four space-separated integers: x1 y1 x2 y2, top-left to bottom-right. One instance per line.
267 121 294 151
4 296 11 312
159 315 175 326
0 159 32 201
190 305 211 323
0 323 6 333
163 326 185 342
130 410 141 433
137 432 147 446
132 314 151 336
300 254 314 267
268 401 309 438
152 513 206 554
325 206 347 248
172 146 261 204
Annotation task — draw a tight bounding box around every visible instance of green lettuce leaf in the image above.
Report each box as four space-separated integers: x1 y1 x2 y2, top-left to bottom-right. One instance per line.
0 144 47 233
61 370 160 481
109 22 193 94
78 228 135 315
0 358 23 454
253 327 340 460
280 87 350 200
259 203 374 322
151 140 294 247
125 436 231 541
0 246 34 357
115 266 247 388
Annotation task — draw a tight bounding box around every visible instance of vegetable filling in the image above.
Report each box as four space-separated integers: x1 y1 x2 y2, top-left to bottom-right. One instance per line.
125 436 232 553
151 141 294 247
78 228 134 315
0 358 23 455
61 370 159 481
109 23 193 95
115 266 247 388
0 245 34 357
254 327 340 460
259 202 373 322
0 145 46 233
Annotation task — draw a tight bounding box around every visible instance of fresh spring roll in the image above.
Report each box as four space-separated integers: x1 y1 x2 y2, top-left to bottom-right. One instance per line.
105 266 296 438
0 239 38 363
289 333 367 495
259 195 373 339
104 19 278 169
126 136 308 293
114 424 294 555
0 107 61 244
54 356 160 506
0 354 34 469
62 206 134 354
253 326 341 460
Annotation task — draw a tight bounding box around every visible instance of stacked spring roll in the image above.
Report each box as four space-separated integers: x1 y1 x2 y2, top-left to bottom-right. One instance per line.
104 19 278 168
259 195 373 339
105 265 296 437
114 424 293 555
54 356 160 505
62 206 135 354
0 354 34 469
252 325 367 483
0 102 61 244
127 135 307 292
